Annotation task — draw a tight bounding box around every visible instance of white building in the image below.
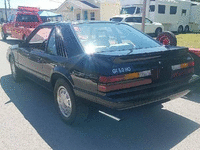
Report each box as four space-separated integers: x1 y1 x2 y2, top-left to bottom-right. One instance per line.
56 0 121 21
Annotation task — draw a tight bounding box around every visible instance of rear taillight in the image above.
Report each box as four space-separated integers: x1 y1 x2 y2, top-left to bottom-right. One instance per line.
98 70 152 92
188 61 195 67
98 79 152 92
99 70 151 84
171 61 194 71
99 75 124 83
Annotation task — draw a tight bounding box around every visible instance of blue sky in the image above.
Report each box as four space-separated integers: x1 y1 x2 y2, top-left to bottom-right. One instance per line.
0 0 65 10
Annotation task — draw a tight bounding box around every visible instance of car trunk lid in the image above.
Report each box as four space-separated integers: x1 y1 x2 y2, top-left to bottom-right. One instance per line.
92 46 194 92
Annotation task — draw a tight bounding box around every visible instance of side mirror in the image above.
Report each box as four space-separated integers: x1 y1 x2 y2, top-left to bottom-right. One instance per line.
19 41 28 47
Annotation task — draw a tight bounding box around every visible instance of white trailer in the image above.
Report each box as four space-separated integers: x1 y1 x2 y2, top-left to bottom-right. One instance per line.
119 0 200 32
189 2 200 32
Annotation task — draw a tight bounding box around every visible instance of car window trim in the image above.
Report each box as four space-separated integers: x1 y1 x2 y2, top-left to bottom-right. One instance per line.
23 26 53 52
46 27 58 55
55 27 68 58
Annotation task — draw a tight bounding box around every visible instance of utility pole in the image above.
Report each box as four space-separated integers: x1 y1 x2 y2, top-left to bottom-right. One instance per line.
4 0 8 22
8 0 11 10
141 0 147 32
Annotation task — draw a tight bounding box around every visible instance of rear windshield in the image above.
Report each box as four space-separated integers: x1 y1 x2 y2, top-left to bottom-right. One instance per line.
73 23 161 54
16 14 39 22
110 17 123 22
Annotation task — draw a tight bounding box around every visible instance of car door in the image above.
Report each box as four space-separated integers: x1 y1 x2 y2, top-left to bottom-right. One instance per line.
18 26 52 79
145 18 155 34
39 27 68 82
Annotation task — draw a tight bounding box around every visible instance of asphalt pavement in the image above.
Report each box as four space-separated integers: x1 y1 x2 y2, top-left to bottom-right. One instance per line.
0 38 200 150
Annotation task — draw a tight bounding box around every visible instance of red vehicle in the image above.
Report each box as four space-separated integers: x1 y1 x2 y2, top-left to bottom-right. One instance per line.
1 6 43 41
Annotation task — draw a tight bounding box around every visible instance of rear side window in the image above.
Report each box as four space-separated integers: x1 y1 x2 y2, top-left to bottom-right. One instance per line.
125 17 142 23
158 5 166 14
16 14 39 22
136 7 141 14
47 29 57 55
170 6 177 14
110 17 123 22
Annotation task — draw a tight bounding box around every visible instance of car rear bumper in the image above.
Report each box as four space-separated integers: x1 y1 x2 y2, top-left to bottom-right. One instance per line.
74 74 199 110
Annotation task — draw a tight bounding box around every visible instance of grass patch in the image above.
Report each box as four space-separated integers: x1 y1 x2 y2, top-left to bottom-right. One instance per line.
176 33 200 49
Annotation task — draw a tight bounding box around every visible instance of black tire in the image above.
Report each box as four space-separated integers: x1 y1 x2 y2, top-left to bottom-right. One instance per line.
10 56 23 82
1 30 7 40
156 31 177 46
184 25 189 33
155 27 162 37
54 78 88 125
178 25 183 33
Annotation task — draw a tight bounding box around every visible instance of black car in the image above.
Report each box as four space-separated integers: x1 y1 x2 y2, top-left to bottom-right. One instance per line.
6 21 198 125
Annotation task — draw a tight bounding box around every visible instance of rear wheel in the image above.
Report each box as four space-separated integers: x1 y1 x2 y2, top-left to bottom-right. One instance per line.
155 28 162 37
184 25 189 33
10 56 23 82
54 78 89 125
178 25 183 33
1 30 7 40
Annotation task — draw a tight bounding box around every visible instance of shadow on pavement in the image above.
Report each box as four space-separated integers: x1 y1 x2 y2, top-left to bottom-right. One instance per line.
184 81 200 103
1 74 199 150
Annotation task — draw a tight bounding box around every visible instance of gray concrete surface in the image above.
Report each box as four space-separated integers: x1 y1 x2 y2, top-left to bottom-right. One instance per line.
0 37 200 150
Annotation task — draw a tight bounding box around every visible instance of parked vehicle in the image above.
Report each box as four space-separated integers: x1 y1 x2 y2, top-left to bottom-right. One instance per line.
1 6 43 41
7 21 198 125
119 0 200 32
110 14 164 36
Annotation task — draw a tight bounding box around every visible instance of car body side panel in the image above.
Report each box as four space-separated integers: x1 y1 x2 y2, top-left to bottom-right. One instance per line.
17 47 33 73
27 48 45 80
145 23 155 33
41 55 72 83
51 67 74 86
